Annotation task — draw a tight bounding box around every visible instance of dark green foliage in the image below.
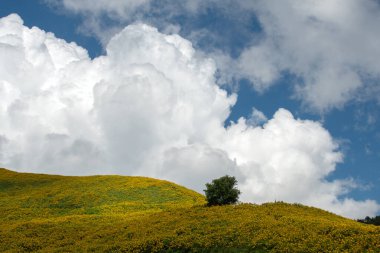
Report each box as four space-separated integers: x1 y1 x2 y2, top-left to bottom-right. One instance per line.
204 175 241 206
358 216 380 226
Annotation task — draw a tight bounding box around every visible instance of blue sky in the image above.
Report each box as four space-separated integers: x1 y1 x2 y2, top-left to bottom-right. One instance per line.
0 0 379 218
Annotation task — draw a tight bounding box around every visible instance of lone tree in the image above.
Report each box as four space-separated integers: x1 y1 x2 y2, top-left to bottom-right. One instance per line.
204 175 241 206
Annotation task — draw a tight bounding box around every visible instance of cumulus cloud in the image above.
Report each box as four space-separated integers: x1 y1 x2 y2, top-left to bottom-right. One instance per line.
236 0 380 112
44 0 380 112
0 14 378 218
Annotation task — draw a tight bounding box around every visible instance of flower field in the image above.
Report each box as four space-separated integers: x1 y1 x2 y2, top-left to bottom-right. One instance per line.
1 168 379 252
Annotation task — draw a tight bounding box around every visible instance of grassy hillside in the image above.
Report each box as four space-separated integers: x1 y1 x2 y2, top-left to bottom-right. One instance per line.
0 168 205 220
1 168 380 252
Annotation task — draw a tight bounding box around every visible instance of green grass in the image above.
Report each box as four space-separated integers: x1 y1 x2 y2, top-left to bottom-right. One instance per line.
1 168 380 252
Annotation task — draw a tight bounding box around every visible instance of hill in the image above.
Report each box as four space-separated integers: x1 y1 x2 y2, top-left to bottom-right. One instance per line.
1 168 380 252
0 168 205 220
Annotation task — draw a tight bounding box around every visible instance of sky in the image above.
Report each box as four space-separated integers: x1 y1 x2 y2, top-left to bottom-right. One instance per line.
0 0 379 219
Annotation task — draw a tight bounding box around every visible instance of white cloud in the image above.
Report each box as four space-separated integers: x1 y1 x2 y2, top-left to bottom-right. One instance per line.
246 107 267 126
237 0 380 112
44 0 380 113
44 0 151 44
52 0 151 18
0 14 378 218
237 43 281 92
45 0 206 45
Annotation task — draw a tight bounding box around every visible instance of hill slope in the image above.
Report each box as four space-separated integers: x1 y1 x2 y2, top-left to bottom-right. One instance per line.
1 168 380 252
0 168 205 220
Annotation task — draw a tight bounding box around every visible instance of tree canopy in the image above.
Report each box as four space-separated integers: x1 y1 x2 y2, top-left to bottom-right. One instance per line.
204 175 241 206
358 216 380 226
